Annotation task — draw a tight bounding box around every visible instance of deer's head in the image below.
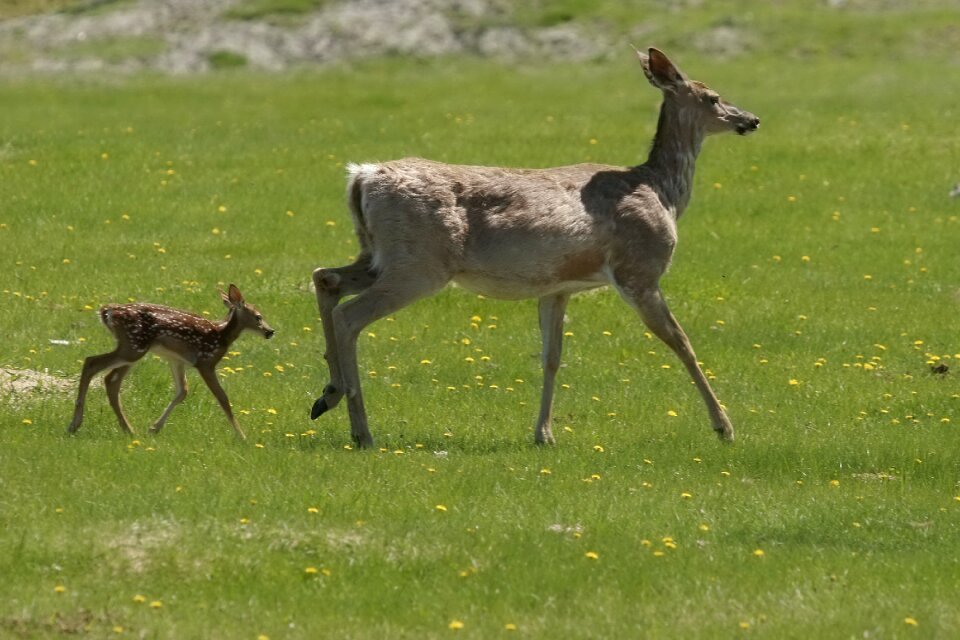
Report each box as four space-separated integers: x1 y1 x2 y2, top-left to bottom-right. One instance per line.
222 284 275 339
637 47 759 137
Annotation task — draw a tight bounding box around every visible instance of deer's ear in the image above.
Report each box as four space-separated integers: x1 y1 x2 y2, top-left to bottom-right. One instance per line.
220 289 232 308
227 284 244 306
638 47 686 92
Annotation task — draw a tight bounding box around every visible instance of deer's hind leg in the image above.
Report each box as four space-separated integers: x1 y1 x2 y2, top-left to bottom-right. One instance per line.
311 254 378 420
104 365 135 434
68 348 142 434
331 269 449 448
535 293 570 445
613 274 734 442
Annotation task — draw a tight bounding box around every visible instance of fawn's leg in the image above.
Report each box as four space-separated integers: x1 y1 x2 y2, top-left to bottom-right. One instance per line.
311 256 377 419
615 279 733 442
68 350 137 434
534 293 570 445
332 270 448 448
197 364 246 440
104 365 134 435
150 362 187 434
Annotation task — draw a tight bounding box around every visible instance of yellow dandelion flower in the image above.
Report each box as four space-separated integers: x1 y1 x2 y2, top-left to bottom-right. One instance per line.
448 620 465 630
504 623 518 631
667 410 678 417
435 504 448 512
307 507 319 514
830 479 840 487
593 444 605 452
681 492 693 499
739 621 751 630
54 585 66 594
753 549 765 558
149 600 162 609
904 617 919 627
699 523 710 532
540 468 551 475
584 551 599 560
305 566 319 575
133 594 146 604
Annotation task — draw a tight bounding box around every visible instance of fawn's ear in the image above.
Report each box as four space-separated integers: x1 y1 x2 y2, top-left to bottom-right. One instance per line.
227 284 244 306
637 47 686 93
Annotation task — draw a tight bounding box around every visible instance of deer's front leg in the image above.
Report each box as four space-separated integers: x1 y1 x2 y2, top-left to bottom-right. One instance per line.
197 365 246 441
150 362 187 434
622 284 734 442
535 293 570 445
311 258 377 420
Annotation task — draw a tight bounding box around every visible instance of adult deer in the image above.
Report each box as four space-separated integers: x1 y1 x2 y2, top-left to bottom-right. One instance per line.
67 285 275 439
311 48 759 448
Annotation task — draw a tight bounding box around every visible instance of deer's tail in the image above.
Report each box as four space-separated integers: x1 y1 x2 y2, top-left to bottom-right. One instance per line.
345 163 376 258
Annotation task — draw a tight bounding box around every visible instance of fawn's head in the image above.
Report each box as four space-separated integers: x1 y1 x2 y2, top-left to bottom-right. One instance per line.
637 47 759 137
221 284 275 339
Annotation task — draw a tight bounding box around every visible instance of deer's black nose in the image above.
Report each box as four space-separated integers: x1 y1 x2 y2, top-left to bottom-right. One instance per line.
265 329 276 339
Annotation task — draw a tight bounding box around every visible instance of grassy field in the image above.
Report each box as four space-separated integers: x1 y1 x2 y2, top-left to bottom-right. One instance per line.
3 12 960 640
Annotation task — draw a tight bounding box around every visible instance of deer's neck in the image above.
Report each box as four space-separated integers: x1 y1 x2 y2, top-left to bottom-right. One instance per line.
645 101 705 218
217 309 243 351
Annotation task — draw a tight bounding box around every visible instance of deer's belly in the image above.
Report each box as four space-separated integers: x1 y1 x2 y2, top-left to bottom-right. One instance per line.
453 270 608 300
149 343 199 366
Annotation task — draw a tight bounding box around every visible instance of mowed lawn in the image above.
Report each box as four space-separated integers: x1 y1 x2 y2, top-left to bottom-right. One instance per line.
2 50 960 638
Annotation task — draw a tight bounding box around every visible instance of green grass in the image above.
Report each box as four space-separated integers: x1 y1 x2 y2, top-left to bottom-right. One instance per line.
2 23 960 640
224 0 333 23
53 36 166 64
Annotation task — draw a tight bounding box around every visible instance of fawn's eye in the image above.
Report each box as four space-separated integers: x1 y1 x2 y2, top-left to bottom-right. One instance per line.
256 314 263 321
709 95 720 105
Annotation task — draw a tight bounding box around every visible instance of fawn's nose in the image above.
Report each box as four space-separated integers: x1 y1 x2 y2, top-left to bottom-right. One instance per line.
265 328 276 339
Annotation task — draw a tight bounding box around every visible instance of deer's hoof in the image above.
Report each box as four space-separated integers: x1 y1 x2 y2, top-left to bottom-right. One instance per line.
534 432 556 446
310 397 329 420
715 426 735 443
351 432 374 449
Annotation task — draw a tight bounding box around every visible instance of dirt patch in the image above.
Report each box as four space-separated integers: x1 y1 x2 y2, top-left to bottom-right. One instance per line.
1 367 75 401
105 518 181 574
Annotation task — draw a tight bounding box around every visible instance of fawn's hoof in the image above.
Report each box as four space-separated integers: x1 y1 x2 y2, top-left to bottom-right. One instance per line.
310 397 329 420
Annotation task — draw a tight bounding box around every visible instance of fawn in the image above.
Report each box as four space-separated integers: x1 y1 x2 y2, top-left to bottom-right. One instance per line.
67 284 275 439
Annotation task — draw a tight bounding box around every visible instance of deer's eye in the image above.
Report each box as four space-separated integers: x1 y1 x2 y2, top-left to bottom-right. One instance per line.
709 96 720 105
256 314 263 321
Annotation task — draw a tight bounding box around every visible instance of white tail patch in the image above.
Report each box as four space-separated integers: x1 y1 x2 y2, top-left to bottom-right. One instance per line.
100 307 114 331
346 162 380 181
